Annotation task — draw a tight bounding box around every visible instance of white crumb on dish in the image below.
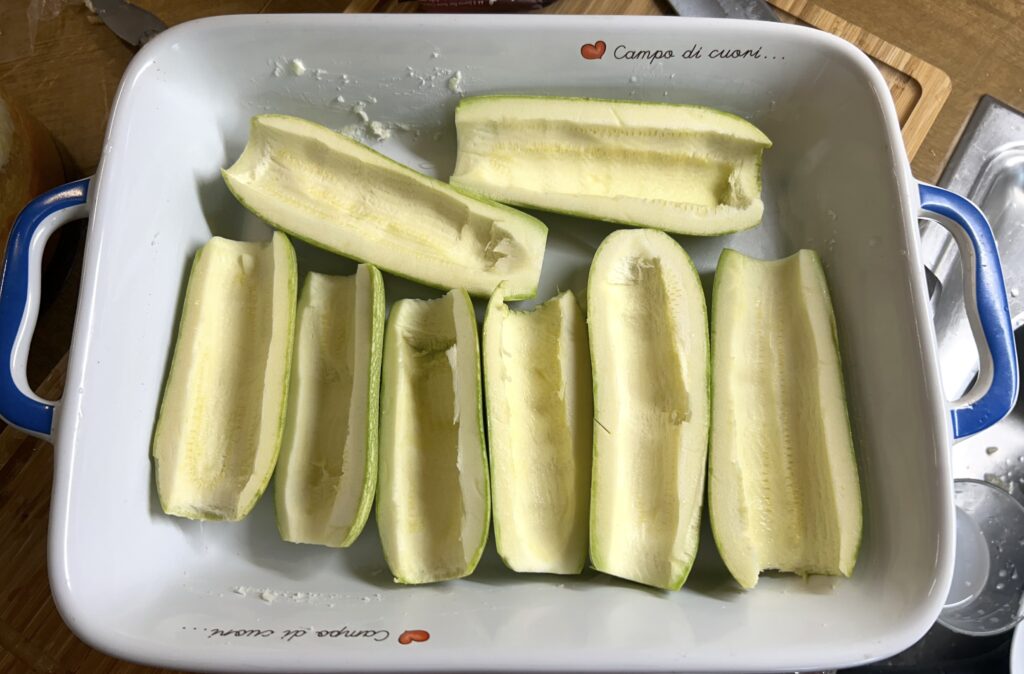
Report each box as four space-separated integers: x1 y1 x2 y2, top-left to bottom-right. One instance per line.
272 61 285 77
352 102 370 123
290 58 307 76
336 94 345 103
448 70 464 94
629 75 638 83
314 68 327 80
369 120 392 140
431 51 440 58
259 590 276 603
340 124 366 139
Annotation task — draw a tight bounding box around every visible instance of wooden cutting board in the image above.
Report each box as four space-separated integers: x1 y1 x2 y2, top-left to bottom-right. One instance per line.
0 0 951 672
766 0 951 159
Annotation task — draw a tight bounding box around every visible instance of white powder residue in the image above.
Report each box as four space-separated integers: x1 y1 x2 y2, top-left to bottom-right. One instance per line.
314 68 327 80
366 95 378 104
629 75 638 83
352 102 370 123
448 70 464 94
369 120 392 141
335 94 345 103
431 51 440 59
227 586 384 605
290 58 307 76
340 124 367 140
272 61 285 77
1012 287 1021 298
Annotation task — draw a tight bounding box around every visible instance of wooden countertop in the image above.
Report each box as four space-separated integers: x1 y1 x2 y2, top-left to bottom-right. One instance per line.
0 0 1021 671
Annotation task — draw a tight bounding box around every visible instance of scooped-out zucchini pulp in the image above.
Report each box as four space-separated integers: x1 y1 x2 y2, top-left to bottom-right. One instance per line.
377 289 489 584
709 249 863 589
451 95 771 235
152 232 297 521
222 114 548 300
483 284 592 574
587 228 710 590
275 264 385 547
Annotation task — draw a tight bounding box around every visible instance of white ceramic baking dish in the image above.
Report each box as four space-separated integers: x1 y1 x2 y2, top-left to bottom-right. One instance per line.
0 14 1017 673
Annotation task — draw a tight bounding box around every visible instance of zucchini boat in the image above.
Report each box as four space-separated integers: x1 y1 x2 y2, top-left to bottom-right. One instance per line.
275 265 385 547
709 249 862 589
451 96 771 235
153 232 297 521
223 114 547 299
377 289 489 583
483 285 592 574
588 228 710 590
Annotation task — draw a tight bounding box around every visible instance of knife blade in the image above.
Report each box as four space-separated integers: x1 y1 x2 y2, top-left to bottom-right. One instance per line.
666 0 779 21
716 0 779 21
88 0 166 47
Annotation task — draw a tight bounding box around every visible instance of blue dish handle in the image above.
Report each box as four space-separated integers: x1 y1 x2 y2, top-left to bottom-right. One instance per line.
0 178 90 440
919 182 1019 439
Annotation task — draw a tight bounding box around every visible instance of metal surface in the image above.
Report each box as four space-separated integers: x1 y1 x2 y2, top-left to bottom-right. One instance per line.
666 0 779 20
927 96 1024 401
715 0 779 21
89 0 166 47
941 98 1024 669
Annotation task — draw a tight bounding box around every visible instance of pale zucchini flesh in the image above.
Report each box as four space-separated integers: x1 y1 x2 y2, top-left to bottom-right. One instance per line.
377 289 489 584
709 249 863 589
588 229 710 590
275 264 385 547
152 232 297 521
451 96 771 235
483 285 592 574
223 114 548 300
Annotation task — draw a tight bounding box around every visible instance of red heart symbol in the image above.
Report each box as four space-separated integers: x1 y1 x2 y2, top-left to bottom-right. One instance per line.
581 40 607 60
398 629 430 645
